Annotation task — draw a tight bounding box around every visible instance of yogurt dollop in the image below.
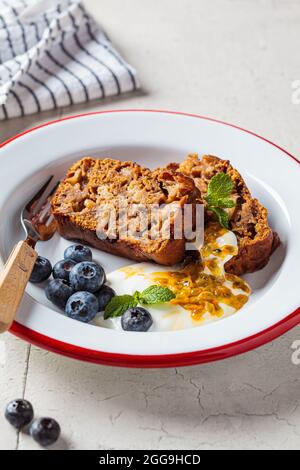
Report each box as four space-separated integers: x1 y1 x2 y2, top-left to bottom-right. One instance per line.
95 222 251 332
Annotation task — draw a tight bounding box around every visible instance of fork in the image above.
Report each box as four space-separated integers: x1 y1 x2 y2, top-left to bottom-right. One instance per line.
0 176 58 333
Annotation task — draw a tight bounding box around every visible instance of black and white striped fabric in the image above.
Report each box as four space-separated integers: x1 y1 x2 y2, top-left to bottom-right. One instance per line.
0 0 139 119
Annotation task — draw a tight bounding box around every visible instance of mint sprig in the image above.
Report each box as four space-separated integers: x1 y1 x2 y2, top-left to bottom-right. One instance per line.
104 285 175 319
204 172 235 228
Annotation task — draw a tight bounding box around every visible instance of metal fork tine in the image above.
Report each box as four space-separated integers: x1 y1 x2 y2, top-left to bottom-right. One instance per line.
23 175 54 216
34 181 60 222
34 180 60 218
46 180 60 199
21 176 60 244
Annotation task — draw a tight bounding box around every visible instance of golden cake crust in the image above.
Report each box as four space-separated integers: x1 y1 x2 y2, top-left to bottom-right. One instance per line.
51 157 200 265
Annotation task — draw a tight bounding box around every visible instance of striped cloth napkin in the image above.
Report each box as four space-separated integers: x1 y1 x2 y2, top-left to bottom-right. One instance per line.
0 0 139 120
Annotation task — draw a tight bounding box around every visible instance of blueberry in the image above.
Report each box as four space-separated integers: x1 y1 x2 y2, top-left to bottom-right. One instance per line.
121 307 153 332
64 244 92 263
69 261 105 293
65 291 98 323
45 279 74 309
96 285 116 311
5 399 34 429
30 417 60 447
30 256 52 283
53 259 77 282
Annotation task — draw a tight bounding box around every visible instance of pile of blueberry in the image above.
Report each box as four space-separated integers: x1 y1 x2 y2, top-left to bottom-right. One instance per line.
30 244 115 323
5 399 60 447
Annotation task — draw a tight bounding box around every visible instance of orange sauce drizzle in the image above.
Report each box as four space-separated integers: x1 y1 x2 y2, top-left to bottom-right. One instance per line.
119 265 145 278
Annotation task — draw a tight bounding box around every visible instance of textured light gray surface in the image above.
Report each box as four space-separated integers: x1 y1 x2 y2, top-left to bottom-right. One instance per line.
1 0 300 450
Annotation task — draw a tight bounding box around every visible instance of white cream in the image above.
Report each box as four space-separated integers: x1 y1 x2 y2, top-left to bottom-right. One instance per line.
94 227 250 332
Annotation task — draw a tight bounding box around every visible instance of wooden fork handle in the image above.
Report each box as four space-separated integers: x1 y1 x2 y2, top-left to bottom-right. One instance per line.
0 241 37 333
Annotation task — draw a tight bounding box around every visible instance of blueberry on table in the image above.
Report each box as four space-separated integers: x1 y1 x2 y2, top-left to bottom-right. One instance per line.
96 285 116 311
69 261 105 293
64 244 92 263
65 291 99 323
29 256 52 283
52 258 77 282
30 417 60 447
121 307 153 332
45 279 74 309
5 399 34 429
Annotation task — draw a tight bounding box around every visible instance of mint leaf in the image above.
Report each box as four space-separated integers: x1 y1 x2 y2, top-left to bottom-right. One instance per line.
206 172 234 203
104 294 138 319
204 194 217 206
216 197 235 209
209 207 230 229
133 291 141 303
104 286 176 319
140 285 175 304
206 195 234 208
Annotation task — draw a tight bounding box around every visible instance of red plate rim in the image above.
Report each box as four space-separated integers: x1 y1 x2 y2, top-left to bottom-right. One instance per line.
2 109 300 368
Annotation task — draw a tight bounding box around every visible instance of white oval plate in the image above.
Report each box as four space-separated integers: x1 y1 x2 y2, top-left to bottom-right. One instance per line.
0 110 299 368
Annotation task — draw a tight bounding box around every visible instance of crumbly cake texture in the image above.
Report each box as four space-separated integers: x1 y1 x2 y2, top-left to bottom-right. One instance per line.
51 157 201 265
172 154 280 275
